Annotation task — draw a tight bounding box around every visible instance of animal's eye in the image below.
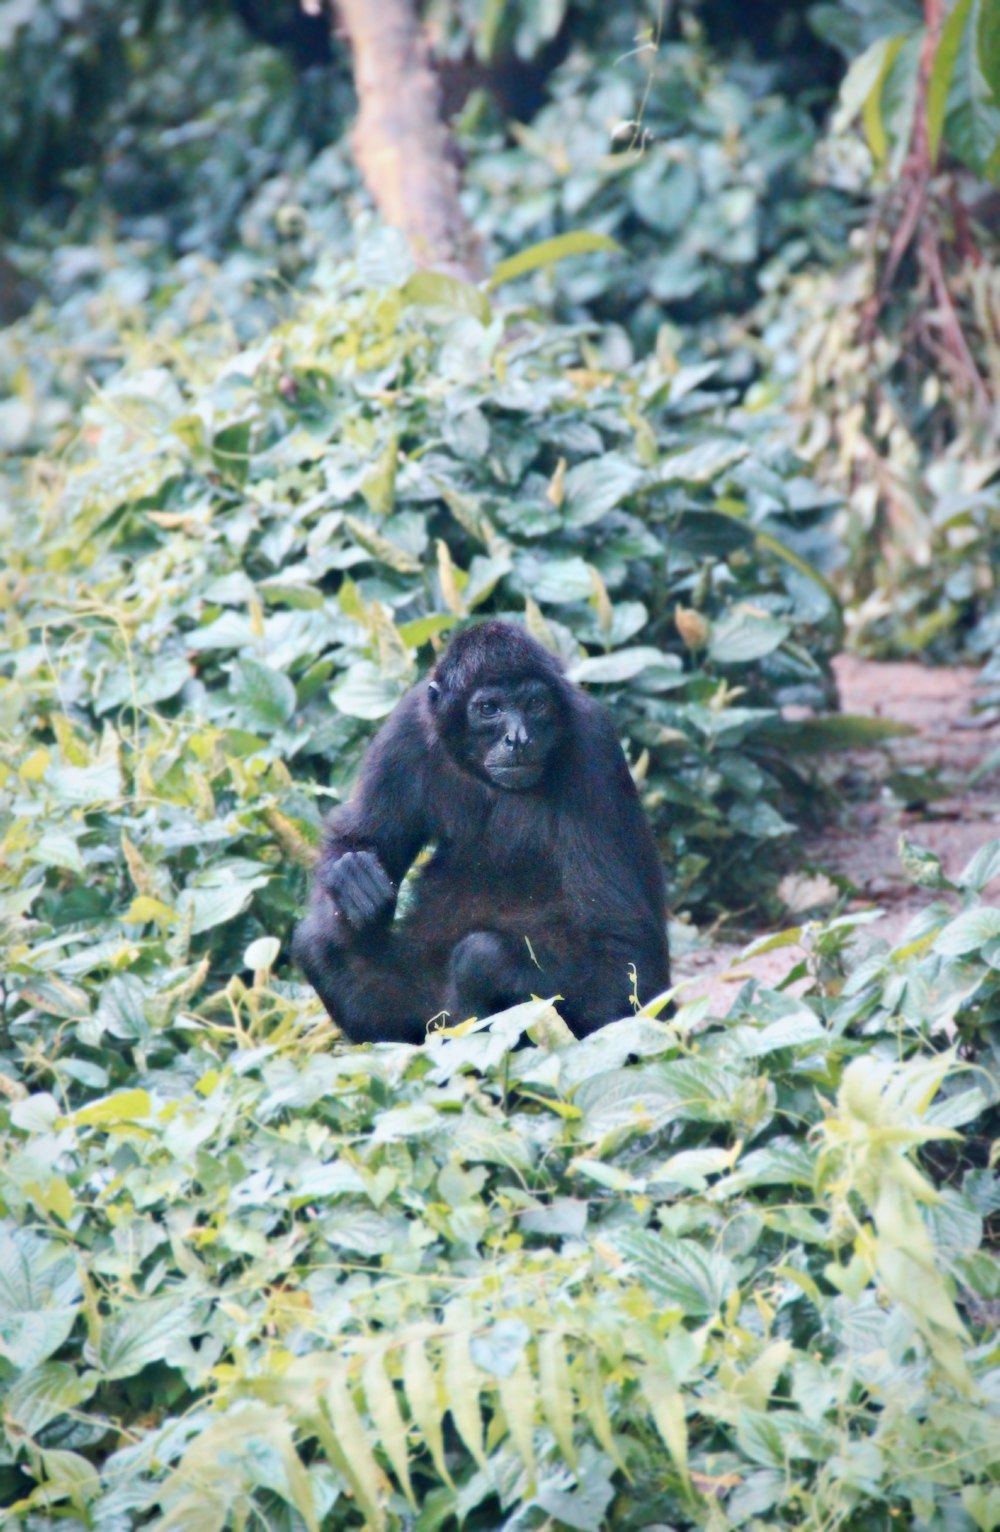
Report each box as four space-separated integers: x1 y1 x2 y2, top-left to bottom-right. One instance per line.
527 696 546 713
478 700 499 717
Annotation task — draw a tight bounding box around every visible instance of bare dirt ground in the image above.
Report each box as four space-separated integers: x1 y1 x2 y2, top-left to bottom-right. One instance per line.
674 655 1000 1011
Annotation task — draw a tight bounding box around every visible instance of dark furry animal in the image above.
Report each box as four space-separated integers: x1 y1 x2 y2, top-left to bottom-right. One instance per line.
293 620 670 1042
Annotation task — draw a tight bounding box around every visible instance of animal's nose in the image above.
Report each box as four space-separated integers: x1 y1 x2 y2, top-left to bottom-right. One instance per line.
505 717 528 749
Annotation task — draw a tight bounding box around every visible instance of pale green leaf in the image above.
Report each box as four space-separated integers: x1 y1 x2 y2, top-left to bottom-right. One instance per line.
538 1330 578 1471
72 1089 152 1127
401 271 492 325
497 1357 537 1487
487 232 622 290
614 1231 738 1317
928 0 974 161
323 1362 386 1531
561 453 642 527
229 658 296 731
4 1362 94 1436
93 1295 202 1380
934 906 1000 956
403 1337 453 1488
443 1329 487 1468
362 1350 415 1508
640 1372 688 1481
708 608 791 665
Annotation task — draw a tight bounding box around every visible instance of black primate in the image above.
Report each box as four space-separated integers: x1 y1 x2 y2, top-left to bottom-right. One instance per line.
293 620 670 1042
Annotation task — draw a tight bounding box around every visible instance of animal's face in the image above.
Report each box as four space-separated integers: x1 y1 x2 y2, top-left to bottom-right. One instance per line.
462 677 564 790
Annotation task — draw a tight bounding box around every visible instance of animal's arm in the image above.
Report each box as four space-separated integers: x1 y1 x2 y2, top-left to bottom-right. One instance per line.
564 695 668 919
322 686 433 884
555 693 671 1026
311 687 435 938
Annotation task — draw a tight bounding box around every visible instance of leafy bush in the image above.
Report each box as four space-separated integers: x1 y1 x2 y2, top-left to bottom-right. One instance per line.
460 24 850 347
749 0 1000 664
1 841 998 1527
0 0 344 248
1 232 856 935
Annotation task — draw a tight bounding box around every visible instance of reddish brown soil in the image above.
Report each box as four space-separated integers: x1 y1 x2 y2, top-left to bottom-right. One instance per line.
674 656 1000 1011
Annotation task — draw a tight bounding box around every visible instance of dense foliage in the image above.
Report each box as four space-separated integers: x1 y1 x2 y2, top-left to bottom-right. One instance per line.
1 849 999 1528
2 227 871 927
2 1 1000 1529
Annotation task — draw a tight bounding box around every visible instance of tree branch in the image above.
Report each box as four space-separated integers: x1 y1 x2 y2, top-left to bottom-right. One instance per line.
334 0 481 280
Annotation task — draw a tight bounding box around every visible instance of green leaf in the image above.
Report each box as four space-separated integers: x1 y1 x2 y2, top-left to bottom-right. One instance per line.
980 0 1000 104
362 1350 416 1508
361 435 398 517
93 1295 202 1380
72 1089 152 1126
933 906 1000 956
656 439 749 485
665 507 753 557
834 33 909 156
957 839 1000 892
4 1362 94 1436
614 1231 738 1317
47 752 122 805
945 0 1000 173
568 647 681 685
708 608 791 665
741 1008 826 1056
229 658 297 732
514 555 593 604
0 1309 80 1372
561 454 642 527
762 714 915 752
487 232 623 290
37 1448 100 1510
579 1356 625 1472
401 271 492 326
538 1330 578 1471
753 528 843 640
178 869 269 934
898 835 952 890
397 613 458 648
928 0 974 161
331 660 406 720
498 1358 537 1487
343 514 423 574
641 1372 688 1482
862 34 907 160
317 1364 386 1532
469 1318 530 1377
443 1328 487 1468
403 1337 453 1488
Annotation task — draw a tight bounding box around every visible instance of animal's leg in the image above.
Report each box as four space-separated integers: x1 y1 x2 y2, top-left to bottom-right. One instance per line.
292 906 437 1043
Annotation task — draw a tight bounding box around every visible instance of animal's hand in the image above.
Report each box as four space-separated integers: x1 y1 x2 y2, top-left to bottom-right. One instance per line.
322 850 396 931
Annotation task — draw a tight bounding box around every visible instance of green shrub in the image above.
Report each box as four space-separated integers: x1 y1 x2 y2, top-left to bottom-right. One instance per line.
1 233 851 961
0 841 998 1527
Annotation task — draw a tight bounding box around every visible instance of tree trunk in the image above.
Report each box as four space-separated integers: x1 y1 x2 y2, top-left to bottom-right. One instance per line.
334 0 481 280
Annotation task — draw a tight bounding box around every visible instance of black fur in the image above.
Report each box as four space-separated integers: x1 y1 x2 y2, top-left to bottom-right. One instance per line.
293 620 670 1042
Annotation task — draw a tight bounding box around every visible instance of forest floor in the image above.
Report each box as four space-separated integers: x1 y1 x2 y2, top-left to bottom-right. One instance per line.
675 656 1000 1011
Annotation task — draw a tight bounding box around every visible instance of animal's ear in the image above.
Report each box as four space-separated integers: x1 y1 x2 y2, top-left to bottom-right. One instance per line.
427 680 441 705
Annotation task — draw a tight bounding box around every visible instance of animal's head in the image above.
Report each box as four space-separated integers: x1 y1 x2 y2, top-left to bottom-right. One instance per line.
427 621 569 790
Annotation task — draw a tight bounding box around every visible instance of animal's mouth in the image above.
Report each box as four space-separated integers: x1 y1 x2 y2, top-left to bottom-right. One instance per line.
488 761 544 790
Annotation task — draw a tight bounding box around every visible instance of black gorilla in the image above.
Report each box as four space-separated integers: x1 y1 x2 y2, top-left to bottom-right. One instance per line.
293 620 670 1042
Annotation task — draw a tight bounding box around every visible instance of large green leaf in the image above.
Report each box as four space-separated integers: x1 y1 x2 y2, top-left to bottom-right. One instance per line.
928 0 974 161
945 0 1000 173
92 1295 205 1380
487 232 623 289
229 658 297 732
561 454 642 528
613 1230 739 1317
708 608 791 665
